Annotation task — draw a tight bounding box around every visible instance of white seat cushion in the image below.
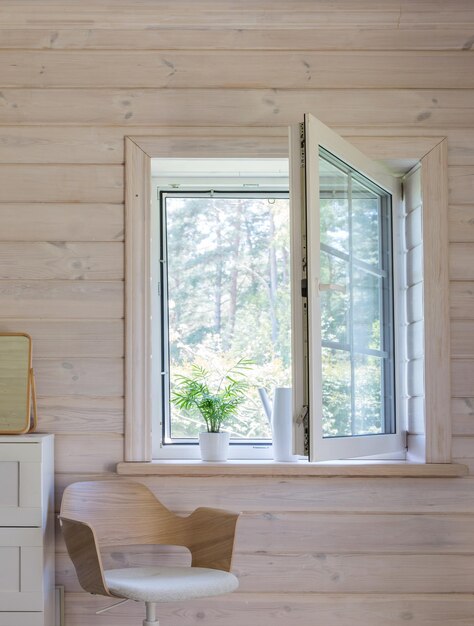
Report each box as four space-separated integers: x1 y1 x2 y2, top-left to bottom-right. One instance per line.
104 566 239 602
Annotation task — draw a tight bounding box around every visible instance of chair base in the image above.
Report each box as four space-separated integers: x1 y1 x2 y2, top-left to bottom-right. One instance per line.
144 601 159 626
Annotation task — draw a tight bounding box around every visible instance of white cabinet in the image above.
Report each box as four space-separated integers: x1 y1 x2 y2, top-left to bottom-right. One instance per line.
0 435 54 626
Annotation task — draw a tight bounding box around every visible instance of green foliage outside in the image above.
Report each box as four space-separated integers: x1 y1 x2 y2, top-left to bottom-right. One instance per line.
319 165 387 437
165 196 290 439
164 177 388 441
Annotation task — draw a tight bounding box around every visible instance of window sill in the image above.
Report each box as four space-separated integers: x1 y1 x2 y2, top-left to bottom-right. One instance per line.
116 460 468 478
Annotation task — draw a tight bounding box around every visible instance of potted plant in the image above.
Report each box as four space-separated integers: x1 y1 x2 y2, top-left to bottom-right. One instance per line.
171 359 252 461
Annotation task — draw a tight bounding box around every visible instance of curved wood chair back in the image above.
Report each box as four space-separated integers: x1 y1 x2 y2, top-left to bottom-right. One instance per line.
61 480 188 548
60 480 240 600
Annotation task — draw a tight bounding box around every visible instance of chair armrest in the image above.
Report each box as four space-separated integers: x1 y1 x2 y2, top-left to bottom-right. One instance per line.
187 507 240 572
60 517 116 597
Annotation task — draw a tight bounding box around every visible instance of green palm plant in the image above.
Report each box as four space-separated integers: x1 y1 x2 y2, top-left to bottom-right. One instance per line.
171 358 252 433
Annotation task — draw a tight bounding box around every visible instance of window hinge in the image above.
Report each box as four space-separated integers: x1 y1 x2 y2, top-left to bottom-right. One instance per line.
295 405 309 426
296 405 310 457
157 281 161 296
300 122 306 168
301 278 308 298
403 430 408 450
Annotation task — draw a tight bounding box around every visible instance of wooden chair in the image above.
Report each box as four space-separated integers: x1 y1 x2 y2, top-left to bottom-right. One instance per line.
60 481 240 626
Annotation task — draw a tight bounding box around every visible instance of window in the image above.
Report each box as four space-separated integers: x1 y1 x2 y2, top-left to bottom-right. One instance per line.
151 160 291 458
291 115 404 461
124 121 452 467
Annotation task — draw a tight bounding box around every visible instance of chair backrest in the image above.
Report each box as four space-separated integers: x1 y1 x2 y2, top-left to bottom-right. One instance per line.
60 480 188 548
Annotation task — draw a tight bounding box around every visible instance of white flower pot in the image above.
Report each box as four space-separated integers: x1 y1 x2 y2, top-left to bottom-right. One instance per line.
199 431 230 462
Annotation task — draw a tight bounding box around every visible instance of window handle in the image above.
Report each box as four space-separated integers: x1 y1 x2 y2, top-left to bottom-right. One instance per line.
318 282 346 294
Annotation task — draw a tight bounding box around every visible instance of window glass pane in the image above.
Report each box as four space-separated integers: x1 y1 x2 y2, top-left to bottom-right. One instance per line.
320 251 349 345
352 268 381 352
164 195 291 441
322 347 351 437
354 355 383 435
319 158 349 254
319 148 393 440
351 178 381 266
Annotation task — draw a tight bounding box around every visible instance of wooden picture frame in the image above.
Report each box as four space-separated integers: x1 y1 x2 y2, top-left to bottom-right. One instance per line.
0 332 37 434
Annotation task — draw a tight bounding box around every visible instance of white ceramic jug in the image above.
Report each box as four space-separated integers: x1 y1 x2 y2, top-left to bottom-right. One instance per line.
258 387 298 462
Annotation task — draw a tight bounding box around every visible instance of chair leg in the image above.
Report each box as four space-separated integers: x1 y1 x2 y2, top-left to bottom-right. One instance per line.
143 601 159 626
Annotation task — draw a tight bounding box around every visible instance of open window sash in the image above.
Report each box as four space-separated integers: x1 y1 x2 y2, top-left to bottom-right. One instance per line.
290 114 405 462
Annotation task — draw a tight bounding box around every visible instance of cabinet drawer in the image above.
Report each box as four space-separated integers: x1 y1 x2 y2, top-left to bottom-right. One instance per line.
0 443 42 526
0 528 43 612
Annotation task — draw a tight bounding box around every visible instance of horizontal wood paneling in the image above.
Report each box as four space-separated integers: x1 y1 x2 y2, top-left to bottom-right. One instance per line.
450 282 474 319
449 243 474 280
452 398 474 419
0 204 123 241
0 280 123 318
0 126 285 163
237 512 474 554
452 398 474 435
451 320 474 357
2 3 474 624
34 358 123 396
451 359 474 396
0 165 123 203
0 320 123 356
2 27 474 51
439 131 474 165
452 436 474 471
0 242 123 280
449 205 474 241
2 51 474 89
0 2 424 30
55 549 474 594
54 434 123 473
1 89 474 127
0 127 126 164
7 27 474 51
449 166 474 205
453 418 474 436
53 474 474 514
64 591 474 626
2 127 474 166
36 396 123 434
2 0 474 29
233 553 474 593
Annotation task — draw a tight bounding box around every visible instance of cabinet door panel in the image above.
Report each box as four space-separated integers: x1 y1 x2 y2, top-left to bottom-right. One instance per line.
0 530 43 611
0 444 42 525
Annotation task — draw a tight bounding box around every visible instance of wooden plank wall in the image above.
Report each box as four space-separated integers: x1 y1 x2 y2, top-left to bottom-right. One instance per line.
1 1 474 624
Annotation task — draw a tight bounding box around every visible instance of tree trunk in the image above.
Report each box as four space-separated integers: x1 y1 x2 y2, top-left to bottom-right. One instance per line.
268 208 279 347
226 200 243 350
214 207 223 336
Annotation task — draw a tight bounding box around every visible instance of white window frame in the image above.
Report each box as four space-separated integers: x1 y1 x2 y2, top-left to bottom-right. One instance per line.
124 126 451 467
151 181 290 460
291 114 404 461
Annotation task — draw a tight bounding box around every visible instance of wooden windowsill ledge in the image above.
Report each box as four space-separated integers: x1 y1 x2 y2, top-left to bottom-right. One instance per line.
116 460 468 478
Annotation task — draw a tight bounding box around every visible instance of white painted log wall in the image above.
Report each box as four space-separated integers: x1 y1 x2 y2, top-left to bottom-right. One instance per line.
1 1 474 624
